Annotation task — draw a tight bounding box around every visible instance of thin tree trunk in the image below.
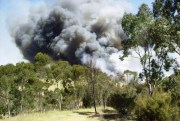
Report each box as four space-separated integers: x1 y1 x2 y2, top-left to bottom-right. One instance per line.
6 93 11 118
92 82 97 114
7 103 10 118
38 92 43 112
20 102 23 113
147 79 153 96
103 96 106 110
103 101 105 110
58 94 62 111
20 82 24 113
20 92 23 113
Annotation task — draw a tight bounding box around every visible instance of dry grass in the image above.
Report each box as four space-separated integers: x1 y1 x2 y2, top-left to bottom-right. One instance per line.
0 107 118 121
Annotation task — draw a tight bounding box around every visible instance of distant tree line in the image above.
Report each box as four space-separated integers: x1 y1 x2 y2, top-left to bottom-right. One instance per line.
0 52 179 120
0 52 117 117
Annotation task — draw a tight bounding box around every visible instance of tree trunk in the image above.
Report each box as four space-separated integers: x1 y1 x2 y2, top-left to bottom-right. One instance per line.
38 92 43 112
58 94 62 111
147 80 153 96
6 94 11 118
7 104 10 118
20 82 24 113
20 102 23 113
92 82 97 114
103 96 106 110
93 98 97 114
103 101 106 110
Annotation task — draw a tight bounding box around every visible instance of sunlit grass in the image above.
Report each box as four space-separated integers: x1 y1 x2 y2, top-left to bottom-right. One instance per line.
0 107 117 121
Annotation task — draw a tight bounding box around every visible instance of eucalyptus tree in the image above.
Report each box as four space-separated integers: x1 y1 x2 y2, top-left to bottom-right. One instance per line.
0 64 16 117
34 52 51 80
72 65 87 109
15 62 35 113
96 72 114 109
153 0 180 61
0 75 13 117
121 3 179 95
51 61 73 89
85 57 98 113
84 57 113 113
50 61 73 110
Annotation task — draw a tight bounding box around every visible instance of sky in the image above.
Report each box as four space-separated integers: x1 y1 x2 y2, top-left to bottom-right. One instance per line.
0 0 155 73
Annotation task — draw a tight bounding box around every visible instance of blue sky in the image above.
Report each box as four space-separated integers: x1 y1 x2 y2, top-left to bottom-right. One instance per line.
0 0 154 66
127 0 154 13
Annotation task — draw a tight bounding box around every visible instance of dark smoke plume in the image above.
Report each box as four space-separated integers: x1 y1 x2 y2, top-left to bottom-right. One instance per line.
13 0 130 75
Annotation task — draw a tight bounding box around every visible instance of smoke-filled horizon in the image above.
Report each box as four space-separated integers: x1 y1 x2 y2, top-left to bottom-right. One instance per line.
11 0 134 76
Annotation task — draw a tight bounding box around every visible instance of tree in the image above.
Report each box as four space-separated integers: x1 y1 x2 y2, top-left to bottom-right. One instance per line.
34 52 50 68
71 65 90 109
121 3 179 95
31 79 46 112
50 61 73 110
34 52 51 80
96 72 114 109
85 57 98 114
0 64 16 117
152 0 180 55
0 76 13 117
162 73 180 107
15 62 35 113
33 53 51 111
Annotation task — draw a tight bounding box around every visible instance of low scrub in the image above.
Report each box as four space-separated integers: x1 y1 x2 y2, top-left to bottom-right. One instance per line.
135 89 179 121
108 86 136 115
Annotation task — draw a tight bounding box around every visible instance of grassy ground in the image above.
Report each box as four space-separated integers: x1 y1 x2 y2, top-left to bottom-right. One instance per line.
0 107 120 121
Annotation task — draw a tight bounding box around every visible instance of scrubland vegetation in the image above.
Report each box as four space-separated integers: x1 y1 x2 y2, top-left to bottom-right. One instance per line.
0 0 180 121
0 52 179 121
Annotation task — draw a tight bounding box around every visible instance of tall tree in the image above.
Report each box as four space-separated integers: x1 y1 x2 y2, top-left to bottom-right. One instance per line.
72 65 87 109
50 61 73 110
34 52 51 80
153 0 180 55
0 64 16 117
121 3 179 95
96 72 114 109
85 57 98 114
15 62 35 113
0 75 13 117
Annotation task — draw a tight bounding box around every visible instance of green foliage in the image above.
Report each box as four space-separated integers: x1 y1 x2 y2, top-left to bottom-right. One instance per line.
34 52 50 68
135 89 179 121
121 2 180 95
0 52 179 121
72 65 85 80
162 74 180 108
51 61 72 81
0 75 12 94
108 85 136 115
82 91 93 108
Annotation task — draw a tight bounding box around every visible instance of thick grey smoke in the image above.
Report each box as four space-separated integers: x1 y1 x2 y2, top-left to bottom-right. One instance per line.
13 0 132 76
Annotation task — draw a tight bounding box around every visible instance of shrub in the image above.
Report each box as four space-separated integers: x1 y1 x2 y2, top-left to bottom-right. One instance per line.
108 86 136 115
135 90 179 121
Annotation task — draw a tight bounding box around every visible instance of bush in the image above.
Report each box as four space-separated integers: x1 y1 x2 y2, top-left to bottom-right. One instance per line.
135 90 179 121
108 86 136 115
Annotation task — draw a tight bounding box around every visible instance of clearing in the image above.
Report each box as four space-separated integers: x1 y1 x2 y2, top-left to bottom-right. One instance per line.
0 107 122 121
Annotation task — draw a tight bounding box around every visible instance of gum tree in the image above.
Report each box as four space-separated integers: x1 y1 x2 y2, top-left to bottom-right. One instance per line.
121 3 179 95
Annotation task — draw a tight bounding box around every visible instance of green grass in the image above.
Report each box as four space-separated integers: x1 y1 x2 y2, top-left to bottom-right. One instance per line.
0 107 118 121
